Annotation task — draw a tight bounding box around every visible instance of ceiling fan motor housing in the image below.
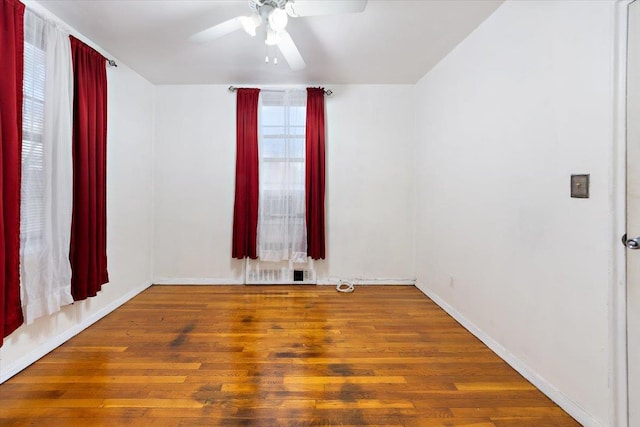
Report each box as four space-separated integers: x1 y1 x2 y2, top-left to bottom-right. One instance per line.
249 0 290 14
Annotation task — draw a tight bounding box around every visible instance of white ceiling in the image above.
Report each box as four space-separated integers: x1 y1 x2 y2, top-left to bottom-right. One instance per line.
35 0 503 85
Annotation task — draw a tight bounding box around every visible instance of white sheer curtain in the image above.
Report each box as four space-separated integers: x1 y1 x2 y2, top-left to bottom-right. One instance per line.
257 90 307 262
20 10 74 324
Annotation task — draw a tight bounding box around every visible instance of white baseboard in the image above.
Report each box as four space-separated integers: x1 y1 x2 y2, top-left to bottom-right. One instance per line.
0 280 152 384
153 278 416 286
415 283 604 427
153 278 245 285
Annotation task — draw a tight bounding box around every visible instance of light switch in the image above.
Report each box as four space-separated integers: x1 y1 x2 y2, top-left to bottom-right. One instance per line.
571 174 589 198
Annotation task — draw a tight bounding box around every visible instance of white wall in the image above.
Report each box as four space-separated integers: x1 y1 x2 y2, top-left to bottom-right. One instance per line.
323 85 415 281
0 3 155 381
153 86 243 283
153 85 415 284
413 1 615 425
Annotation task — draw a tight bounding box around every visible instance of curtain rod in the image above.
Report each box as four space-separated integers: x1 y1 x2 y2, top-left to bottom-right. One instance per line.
228 85 332 96
107 59 117 67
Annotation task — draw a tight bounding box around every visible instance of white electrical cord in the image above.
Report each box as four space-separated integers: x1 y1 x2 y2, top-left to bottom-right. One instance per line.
336 280 355 293
328 277 414 292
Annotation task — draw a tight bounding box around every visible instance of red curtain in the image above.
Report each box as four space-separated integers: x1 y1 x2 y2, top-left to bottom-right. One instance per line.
232 88 260 259
0 0 25 345
305 88 326 260
69 36 109 301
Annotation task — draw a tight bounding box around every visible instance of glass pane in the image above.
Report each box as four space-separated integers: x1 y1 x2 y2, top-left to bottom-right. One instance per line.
22 139 44 169
263 126 285 136
262 139 286 158
261 106 284 126
289 163 305 188
23 97 44 135
21 31 47 245
288 138 305 159
23 44 45 101
290 126 305 136
289 106 305 125
261 162 287 188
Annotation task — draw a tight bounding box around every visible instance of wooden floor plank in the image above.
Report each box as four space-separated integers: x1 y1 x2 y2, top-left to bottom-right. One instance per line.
0 285 580 426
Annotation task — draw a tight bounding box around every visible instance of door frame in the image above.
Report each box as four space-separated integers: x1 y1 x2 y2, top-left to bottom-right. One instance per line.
614 1 634 426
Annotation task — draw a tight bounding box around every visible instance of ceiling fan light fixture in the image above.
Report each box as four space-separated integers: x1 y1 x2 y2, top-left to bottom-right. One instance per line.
268 8 288 32
239 14 261 36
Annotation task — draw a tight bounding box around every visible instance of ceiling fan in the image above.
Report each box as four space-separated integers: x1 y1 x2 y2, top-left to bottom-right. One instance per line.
189 0 368 71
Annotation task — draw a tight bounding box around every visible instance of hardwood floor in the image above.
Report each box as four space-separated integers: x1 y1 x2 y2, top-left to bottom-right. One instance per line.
0 285 580 426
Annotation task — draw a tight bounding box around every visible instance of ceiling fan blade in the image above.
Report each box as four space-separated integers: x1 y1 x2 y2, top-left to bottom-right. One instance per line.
189 17 242 43
276 31 306 71
286 0 367 17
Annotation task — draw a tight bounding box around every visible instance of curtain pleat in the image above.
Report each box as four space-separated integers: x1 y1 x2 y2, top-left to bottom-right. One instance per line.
305 88 326 260
0 0 25 345
232 88 260 259
69 36 108 301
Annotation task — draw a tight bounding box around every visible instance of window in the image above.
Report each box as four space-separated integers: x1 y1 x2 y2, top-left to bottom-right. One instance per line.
257 90 307 262
21 14 46 248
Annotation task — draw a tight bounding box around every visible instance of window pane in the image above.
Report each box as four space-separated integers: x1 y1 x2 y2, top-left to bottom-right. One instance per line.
290 125 305 136
289 106 305 126
288 138 305 159
262 139 286 158
263 126 286 136
261 162 285 185
261 106 284 126
23 44 45 101
22 29 46 245
22 97 44 135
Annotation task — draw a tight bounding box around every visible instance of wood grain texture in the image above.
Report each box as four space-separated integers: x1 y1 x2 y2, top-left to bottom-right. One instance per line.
0 285 580 426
